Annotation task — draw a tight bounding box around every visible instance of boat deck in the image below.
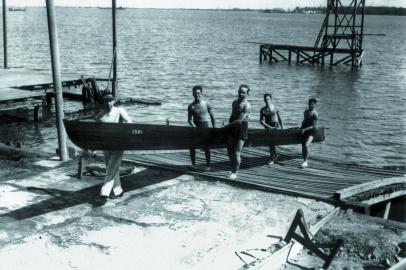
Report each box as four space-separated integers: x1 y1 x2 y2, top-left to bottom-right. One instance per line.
124 147 404 204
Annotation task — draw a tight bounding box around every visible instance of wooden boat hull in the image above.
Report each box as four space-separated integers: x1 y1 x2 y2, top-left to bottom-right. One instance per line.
63 120 325 151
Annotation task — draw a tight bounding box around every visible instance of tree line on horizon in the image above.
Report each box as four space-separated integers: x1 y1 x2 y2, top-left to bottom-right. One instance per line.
262 6 406 16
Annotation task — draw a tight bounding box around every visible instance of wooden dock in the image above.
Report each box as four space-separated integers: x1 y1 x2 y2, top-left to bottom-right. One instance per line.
0 88 45 120
123 147 405 211
259 44 363 66
0 69 161 117
0 68 86 121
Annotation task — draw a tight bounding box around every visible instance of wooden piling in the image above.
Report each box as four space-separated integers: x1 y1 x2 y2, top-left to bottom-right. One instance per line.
112 0 117 97
2 0 7 68
46 0 68 161
383 201 391 219
259 46 262 64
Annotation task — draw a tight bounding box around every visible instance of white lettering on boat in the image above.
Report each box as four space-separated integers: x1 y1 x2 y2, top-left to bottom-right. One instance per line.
131 129 144 135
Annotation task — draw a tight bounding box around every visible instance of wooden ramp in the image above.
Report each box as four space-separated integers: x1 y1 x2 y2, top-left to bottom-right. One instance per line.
124 147 404 203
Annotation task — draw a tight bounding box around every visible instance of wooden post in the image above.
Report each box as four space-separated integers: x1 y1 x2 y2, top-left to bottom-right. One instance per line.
383 201 391 219
288 50 292 64
112 0 117 98
46 0 68 161
77 154 85 179
34 105 43 121
2 0 7 68
259 46 262 64
333 0 338 49
321 51 325 66
359 0 365 51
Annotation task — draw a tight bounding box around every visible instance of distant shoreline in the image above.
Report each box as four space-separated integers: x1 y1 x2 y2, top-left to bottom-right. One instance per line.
9 6 406 16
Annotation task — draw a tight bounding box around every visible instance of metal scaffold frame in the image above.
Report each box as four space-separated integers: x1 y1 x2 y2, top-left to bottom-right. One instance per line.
259 0 366 67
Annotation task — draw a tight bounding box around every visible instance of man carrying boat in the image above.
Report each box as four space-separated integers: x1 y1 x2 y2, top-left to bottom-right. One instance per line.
223 85 251 180
300 98 318 168
260 93 284 165
93 92 132 207
188 85 216 171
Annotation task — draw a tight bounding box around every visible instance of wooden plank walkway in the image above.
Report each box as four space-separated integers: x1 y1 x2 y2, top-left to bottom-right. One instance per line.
124 147 404 203
0 68 79 89
0 88 45 102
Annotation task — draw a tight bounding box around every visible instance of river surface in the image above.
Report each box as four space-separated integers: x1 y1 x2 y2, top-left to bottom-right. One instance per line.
0 8 405 167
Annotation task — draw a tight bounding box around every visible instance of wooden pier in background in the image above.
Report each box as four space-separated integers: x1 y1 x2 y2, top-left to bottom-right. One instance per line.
260 0 366 67
259 44 363 66
122 147 405 215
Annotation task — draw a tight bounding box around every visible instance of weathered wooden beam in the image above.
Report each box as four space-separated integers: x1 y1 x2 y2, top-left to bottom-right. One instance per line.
0 99 43 111
334 176 406 200
361 190 406 206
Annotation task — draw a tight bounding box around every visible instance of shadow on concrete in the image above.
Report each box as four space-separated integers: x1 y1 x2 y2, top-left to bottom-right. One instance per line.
0 168 182 220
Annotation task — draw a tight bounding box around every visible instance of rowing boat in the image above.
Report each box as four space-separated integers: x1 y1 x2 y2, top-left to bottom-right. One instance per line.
63 119 325 151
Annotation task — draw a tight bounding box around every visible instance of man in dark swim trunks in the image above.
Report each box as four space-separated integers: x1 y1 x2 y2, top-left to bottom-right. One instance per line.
188 85 216 171
223 85 251 180
260 93 284 165
300 98 318 168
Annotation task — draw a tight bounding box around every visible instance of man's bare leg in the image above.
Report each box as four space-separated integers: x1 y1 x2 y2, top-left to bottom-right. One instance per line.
301 135 313 168
230 139 245 179
204 147 211 170
189 148 196 166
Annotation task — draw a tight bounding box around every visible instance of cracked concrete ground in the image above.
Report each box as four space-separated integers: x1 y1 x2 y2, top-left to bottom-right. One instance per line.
0 158 334 270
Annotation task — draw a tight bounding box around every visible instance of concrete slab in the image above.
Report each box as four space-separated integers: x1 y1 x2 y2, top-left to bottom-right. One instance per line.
0 162 334 270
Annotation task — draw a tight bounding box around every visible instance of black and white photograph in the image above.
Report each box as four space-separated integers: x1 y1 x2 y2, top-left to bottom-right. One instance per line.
0 0 405 269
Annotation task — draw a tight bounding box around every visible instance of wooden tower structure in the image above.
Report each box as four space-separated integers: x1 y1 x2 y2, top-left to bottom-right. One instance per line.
259 0 366 67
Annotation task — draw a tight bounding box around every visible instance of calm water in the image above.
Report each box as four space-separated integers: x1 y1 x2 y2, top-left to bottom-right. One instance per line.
0 8 405 167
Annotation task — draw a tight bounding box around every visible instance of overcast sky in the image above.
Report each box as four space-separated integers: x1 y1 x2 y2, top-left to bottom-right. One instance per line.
4 0 406 9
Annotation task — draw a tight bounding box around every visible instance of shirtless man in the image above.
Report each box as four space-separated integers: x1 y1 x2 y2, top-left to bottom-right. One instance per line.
224 85 251 180
188 85 215 170
260 93 284 165
300 98 318 168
